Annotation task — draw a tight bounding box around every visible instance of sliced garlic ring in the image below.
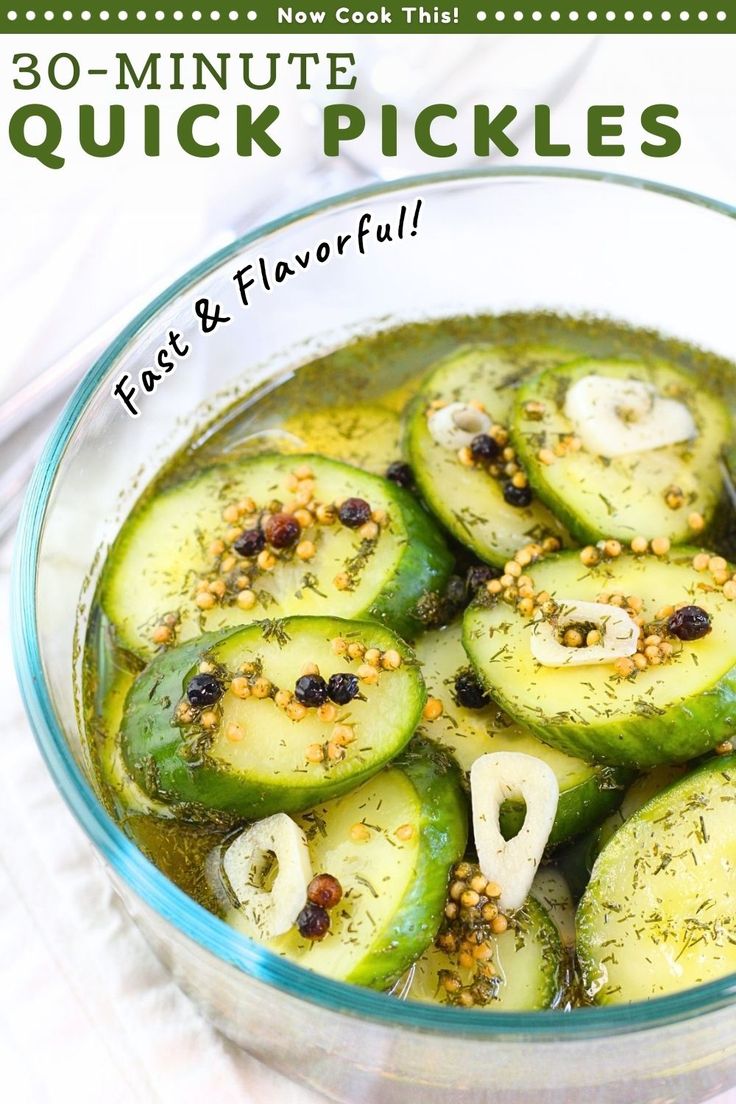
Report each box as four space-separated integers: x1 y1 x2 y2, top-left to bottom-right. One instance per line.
530 598 639 668
222 813 312 941
564 374 696 459
427 402 491 451
471 752 559 912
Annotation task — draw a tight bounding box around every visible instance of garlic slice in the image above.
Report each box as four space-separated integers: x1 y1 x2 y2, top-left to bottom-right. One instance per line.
471 752 559 912
564 374 696 458
530 598 639 668
222 813 312 941
427 402 491 451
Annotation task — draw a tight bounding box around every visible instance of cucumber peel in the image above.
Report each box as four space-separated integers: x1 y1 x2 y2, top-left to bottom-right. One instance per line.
121 616 425 821
512 357 731 544
464 549 736 768
577 754 736 1003
102 452 452 658
404 345 571 566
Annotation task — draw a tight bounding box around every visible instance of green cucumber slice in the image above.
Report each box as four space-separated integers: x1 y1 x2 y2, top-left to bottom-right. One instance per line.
577 754 736 1003
248 740 467 988
101 452 452 658
404 896 563 1010
464 549 736 768
512 357 731 544
404 345 571 566
414 624 628 845
121 616 425 821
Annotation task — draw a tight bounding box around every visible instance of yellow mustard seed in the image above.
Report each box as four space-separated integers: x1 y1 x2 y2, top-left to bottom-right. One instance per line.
381 649 402 670
692 553 711 571
284 473 299 493
538 448 556 466
469 874 487 894
491 915 509 935
651 537 671 557
293 508 314 529
563 628 584 648
151 625 172 645
223 504 240 524
239 497 257 514
332 724 355 745
604 539 622 558
514 548 533 567
394 823 415 841
372 508 389 527
334 572 350 591
220 555 236 573
294 463 313 481
286 700 307 722
305 743 324 764
296 540 317 561
631 536 648 555
200 710 219 728
347 642 366 661
517 597 534 616
316 503 337 525
716 740 734 755
224 526 243 545
236 574 251 590
504 561 522 578
327 742 346 762
195 592 216 610
208 579 226 597
486 579 503 595
580 546 599 567
230 676 251 700
423 698 444 721
499 573 515 588
274 689 293 710
713 568 731 586
614 656 635 678
511 472 528 489
458 446 474 467
357 663 379 684
586 629 601 647
710 556 728 575
723 580 736 600
209 538 226 558
331 637 348 656
237 589 257 611
252 677 272 699
688 512 705 533
225 722 245 743
350 822 371 842
633 653 648 671
359 521 379 541
364 648 382 667
317 702 337 723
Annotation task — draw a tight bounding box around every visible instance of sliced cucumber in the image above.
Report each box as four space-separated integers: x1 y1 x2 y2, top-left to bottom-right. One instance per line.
404 345 571 566
577 754 736 1003
414 624 628 845
512 357 730 544
464 549 736 768
102 452 452 658
121 616 425 821
232 740 468 988
404 896 563 1010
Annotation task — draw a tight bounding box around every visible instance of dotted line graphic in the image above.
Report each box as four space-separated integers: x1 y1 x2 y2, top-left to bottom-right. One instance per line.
0 5 730 25
4 8 260 20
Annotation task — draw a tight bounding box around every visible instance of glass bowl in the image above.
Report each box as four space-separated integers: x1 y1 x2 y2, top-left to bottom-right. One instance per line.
13 169 736 1104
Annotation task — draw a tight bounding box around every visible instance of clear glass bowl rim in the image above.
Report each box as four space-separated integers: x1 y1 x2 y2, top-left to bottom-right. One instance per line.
12 166 736 1041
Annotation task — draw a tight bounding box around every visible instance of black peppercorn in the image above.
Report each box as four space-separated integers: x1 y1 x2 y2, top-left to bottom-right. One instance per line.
385 461 414 489
668 605 712 641
338 497 372 528
327 672 360 705
294 674 329 707
296 902 330 941
470 434 501 464
186 673 224 708
503 481 533 508
454 670 489 710
233 528 265 558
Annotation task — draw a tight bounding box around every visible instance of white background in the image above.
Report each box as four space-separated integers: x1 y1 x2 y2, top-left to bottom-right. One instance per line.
1 31 736 1104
